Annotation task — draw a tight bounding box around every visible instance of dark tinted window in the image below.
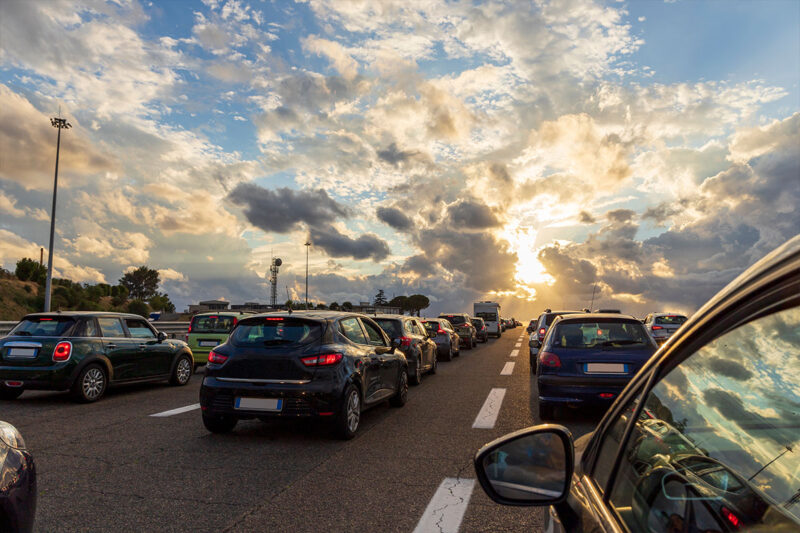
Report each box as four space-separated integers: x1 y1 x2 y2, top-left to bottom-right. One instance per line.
74 318 99 337
470 319 483 328
10 316 75 337
125 318 156 339
422 321 438 332
374 319 402 338
654 315 687 325
361 319 387 346
551 320 652 348
339 317 367 345
475 311 497 321
191 314 236 333
442 315 468 325
231 317 321 346
98 317 126 338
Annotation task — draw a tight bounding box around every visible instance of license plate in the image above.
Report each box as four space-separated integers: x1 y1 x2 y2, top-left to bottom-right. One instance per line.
235 397 282 411
585 363 627 374
199 340 219 347
7 348 36 358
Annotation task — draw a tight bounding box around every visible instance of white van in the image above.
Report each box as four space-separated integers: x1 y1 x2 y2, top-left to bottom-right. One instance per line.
473 301 501 337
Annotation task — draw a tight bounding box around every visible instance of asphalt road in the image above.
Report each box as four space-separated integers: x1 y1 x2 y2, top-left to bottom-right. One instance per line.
3 328 603 533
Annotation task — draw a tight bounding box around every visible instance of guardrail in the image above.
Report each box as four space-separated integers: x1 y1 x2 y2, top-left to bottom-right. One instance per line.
0 321 190 339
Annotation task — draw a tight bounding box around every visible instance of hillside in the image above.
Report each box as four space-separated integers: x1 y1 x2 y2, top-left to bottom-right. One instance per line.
0 277 41 321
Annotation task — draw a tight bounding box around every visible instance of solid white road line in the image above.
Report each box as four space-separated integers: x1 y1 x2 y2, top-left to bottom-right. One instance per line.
510 349 519 357
501 362 515 375
150 403 200 417
472 388 506 429
514 342 521 348
413 478 476 533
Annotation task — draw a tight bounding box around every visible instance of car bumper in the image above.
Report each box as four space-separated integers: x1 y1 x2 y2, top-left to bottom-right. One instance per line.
0 363 75 391
0 448 37 533
200 376 345 419
537 375 631 404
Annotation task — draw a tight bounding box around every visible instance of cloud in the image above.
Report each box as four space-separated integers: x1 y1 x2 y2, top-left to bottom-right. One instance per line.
303 36 360 81
447 200 501 228
376 206 413 231
309 226 391 262
0 229 105 283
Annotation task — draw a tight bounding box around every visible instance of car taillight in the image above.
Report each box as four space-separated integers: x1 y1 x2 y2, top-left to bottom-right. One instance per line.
187 323 193 333
538 328 546 335
539 351 561 368
301 353 343 367
721 506 740 528
53 341 72 362
599 393 615 399
400 336 412 348
208 350 228 364
652 325 663 330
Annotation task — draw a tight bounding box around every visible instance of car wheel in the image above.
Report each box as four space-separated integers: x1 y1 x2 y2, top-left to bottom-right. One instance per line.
202 412 238 434
429 353 437 374
334 384 361 440
0 386 23 400
389 369 408 407
538 403 556 420
72 364 107 403
440 345 452 361
170 354 193 386
410 361 422 386
530 354 537 375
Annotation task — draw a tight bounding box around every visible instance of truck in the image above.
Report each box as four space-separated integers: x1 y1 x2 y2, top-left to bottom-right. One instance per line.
473 301 501 337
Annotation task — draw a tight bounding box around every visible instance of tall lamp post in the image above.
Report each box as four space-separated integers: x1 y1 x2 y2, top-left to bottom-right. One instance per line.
304 241 311 309
44 116 71 312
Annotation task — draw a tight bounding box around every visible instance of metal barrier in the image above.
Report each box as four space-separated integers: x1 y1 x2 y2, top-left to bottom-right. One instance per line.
0 320 190 339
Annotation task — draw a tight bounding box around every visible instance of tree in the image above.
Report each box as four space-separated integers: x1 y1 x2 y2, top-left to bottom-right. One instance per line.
407 294 430 316
15 258 46 284
315 302 328 310
111 285 129 307
285 299 294 309
374 289 388 305
329 301 340 310
341 301 353 310
149 292 176 313
389 295 409 314
127 299 150 318
119 266 160 300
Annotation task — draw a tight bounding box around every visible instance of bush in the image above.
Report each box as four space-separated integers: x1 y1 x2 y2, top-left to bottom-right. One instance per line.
127 299 150 318
15 258 46 284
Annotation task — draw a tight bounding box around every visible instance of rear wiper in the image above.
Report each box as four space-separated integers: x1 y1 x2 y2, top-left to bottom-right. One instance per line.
262 339 294 345
600 340 641 346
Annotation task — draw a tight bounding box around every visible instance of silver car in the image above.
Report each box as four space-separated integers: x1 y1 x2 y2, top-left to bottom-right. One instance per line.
642 313 688 344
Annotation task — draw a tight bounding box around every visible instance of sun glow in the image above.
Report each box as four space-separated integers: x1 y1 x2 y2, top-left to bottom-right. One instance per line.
499 226 556 300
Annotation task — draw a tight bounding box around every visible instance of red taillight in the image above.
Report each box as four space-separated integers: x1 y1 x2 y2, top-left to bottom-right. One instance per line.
40 318 53 321
721 506 740 528
599 393 615 399
208 350 228 364
400 336 412 348
53 341 72 362
187 323 193 333
437 328 446 334
265 317 283 321
538 328 546 335
652 325 663 330
539 351 561 368
301 353 343 367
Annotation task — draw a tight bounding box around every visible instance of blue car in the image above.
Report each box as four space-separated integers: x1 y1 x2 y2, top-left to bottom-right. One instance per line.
535 313 657 419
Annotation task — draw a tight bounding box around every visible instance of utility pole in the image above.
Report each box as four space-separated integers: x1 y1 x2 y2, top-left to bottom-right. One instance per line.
304 241 311 310
589 282 598 311
44 115 71 312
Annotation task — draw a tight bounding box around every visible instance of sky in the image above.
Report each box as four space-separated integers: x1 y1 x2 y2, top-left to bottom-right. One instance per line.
0 0 798 318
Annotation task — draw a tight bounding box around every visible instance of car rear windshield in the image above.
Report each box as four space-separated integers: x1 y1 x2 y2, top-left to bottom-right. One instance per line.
230 317 322 347
443 315 468 325
422 321 439 331
475 311 497 321
544 312 577 326
470 319 483 328
191 315 236 333
655 315 687 325
552 320 652 348
9 316 76 337
374 319 402 338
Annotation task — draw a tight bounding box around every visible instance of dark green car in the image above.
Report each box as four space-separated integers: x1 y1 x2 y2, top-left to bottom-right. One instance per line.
0 312 194 403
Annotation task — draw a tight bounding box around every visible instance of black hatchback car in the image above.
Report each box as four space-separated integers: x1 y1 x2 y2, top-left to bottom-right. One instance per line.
372 314 437 385
199 311 409 440
0 420 36 533
474 235 800 532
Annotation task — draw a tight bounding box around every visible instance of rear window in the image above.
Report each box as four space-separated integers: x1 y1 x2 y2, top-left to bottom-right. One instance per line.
230 317 322 347
470 319 483 328
543 312 578 327
475 311 497 322
552 320 653 348
442 315 468 325
191 315 237 334
655 315 687 325
422 321 438 331
10 316 75 337
374 319 402 338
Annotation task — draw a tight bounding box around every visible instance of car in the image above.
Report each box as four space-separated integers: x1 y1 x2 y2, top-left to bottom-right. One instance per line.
199 311 409 440
185 311 253 370
438 313 477 349
528 310 581 373
372 314 437 385
0 420 36 533
526 319 537 334
642 312 688 344
420 318 460 361
470 317 489 343
0 312 194 402
534 313 658 418
473 235 800 532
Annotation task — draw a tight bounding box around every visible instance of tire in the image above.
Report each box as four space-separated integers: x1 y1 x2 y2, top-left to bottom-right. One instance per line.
170 354 193 386
455 345 461 357
389 369 408 407
71 364 107 403
538 403 556 421
202 412 238 434
410 361 422 386
334 384 361 440
0 386 23 400
440 345 452 362
530 354 538 375
429 354 437 375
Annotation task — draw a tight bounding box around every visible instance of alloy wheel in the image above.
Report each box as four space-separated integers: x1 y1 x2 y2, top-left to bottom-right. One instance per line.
346 389 360 433
176 358 192 384
82 367 105 400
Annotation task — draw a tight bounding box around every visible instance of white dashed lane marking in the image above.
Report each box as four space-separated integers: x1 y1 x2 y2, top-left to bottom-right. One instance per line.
472 388 506 429
150 403 200 417
413 478 476 533
510 349 519 357
500 362 515 375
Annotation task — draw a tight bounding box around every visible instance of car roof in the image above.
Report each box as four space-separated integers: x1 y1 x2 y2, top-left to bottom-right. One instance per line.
372 314 413 320
650 312 687 317
193 311 253 316
553 313 640 323
241 310 383 321
24 311 145 319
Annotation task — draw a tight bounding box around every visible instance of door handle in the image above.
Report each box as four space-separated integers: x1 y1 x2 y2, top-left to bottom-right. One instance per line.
106 343 117 349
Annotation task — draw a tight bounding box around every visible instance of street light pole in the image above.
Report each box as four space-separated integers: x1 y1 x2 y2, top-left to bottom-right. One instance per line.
44 116 71 312
304 241 311 310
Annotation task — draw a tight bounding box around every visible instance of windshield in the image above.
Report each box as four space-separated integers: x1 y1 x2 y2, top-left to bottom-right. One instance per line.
230 317 322 347
10 316 76 337
552 320 653 348
374 319 402 338
655 315 687 326
191 315 237 333
442 315 468 325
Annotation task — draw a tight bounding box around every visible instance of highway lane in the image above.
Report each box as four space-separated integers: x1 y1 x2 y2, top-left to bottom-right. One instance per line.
2 328 603 532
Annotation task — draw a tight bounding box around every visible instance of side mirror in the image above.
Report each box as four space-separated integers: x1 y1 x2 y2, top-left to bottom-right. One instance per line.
390 337 402 353
158 331 168 342
474 425 573 506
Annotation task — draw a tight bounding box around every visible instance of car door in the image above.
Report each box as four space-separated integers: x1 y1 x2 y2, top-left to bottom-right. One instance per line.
360 317 398 394
97 317 139 381
124 318 170 377
412 319 434 369
338 317 380 401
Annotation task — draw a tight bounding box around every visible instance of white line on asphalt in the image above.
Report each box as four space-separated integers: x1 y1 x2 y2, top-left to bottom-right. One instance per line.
501 362 515 375
472 388 506 429
149 403 200 417
413 478 476 533
514 342 521 348
510 349 519 357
